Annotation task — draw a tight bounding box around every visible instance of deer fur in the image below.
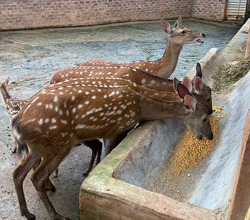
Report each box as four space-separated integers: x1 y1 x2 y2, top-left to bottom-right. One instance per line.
0 78 101 176
51 63 212 114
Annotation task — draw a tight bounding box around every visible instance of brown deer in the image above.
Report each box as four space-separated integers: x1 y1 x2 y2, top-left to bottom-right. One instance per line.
0 77 28 153
51 63 212 114
77 16 206 79
12 76 213 220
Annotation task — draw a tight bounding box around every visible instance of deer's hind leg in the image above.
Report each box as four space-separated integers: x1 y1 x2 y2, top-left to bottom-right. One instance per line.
30 152 71 220
12 150 41 220
33 158 56 191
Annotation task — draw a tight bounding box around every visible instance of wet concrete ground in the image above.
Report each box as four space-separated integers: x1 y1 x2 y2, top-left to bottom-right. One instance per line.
0 19 239 220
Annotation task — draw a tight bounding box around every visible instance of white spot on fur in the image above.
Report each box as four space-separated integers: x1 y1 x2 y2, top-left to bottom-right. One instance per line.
38 118 43 125
51 118 56 123
49 126 57 130
75 124 86 129
54 96 58 102
61 119 67 124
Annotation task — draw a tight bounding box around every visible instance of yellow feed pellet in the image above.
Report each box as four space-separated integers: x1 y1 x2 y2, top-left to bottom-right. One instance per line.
168 108 224 178
213 106 223 113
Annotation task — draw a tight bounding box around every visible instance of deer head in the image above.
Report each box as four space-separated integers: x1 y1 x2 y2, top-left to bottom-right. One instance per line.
161 16 205 46
175 80 213 140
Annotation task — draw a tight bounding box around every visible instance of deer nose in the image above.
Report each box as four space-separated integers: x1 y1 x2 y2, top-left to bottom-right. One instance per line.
208 133 213 140
202 33 206 38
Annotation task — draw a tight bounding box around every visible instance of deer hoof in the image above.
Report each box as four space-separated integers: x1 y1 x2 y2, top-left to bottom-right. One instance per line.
27 213 36 220
50 186 56 192
83 170 90 176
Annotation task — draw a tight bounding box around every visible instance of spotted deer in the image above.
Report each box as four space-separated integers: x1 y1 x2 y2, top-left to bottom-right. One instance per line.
12 76 213 220
77 16 205 79
51 63 212 114
0 77 28 153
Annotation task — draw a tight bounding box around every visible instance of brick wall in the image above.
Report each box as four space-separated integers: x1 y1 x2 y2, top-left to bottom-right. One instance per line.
0 0 226 30
192 0 226 21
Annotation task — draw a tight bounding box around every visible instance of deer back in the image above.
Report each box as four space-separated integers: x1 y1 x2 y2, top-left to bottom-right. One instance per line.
51 66 173 91
51 65 212 114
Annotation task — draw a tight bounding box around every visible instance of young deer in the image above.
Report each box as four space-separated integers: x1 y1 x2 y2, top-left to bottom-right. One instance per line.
12 77 213 220
0 77 28 153
77 16 205 79
51 63 212 114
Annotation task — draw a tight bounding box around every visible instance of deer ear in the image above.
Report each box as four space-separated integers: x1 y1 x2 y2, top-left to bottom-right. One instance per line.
173 78 180 93
196 63 202 78
173 16 182 28
183 95 197 112
194 76 204 94
162 20 172 34
181 76 192 93
4 77 10 86
177 83 192 99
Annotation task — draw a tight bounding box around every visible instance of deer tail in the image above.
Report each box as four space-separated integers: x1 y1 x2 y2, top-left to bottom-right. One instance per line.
12 114 28 155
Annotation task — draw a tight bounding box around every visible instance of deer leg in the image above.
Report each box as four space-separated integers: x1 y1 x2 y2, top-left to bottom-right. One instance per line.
11 140 17 153
12 151 41 220
104 133 127 156
82 139 102 175
33 158 56 192
96 141 102 165
30 155 70 220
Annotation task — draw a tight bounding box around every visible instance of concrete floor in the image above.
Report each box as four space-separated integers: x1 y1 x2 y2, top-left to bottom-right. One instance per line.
0 19 239 220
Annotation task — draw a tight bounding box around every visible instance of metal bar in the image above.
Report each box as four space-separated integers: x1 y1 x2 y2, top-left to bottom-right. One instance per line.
245 26 250 58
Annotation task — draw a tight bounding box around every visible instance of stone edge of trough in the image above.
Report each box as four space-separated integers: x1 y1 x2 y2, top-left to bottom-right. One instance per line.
79 19 250 220
79 121 220 220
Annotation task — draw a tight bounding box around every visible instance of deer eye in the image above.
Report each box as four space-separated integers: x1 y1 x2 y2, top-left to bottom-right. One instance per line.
181 30 186 34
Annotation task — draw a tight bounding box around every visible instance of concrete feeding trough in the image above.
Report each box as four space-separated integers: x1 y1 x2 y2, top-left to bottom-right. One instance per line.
80 20 250 220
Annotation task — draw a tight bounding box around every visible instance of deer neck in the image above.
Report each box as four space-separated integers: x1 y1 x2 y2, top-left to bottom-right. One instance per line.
155 38 183 79
138 96 188 121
